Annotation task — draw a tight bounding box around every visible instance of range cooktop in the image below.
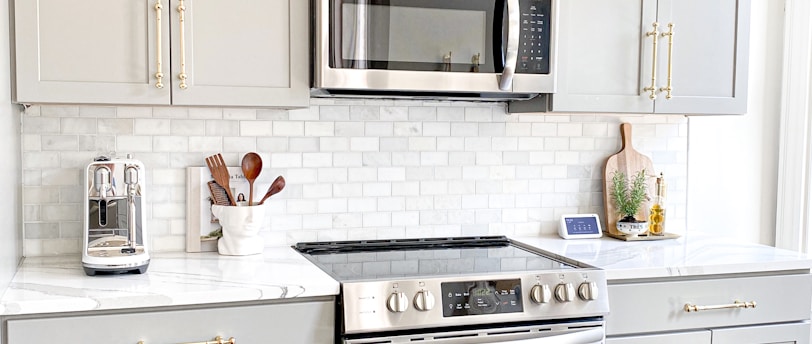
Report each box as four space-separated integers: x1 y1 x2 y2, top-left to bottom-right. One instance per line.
295 236 577 281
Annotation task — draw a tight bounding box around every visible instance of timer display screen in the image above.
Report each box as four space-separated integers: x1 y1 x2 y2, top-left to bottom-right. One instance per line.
565 216 600 235
441 279 523 317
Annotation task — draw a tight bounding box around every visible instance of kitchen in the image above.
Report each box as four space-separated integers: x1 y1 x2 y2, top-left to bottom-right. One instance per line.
0 0 810 343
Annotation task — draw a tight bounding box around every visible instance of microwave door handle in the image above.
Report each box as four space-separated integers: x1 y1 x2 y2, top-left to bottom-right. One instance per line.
499 0 520 91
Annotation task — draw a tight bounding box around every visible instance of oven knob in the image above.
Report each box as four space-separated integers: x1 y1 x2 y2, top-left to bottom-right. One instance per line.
578 282 599 301
413 290 435 311
387 292 409 313
554 283 576 302
530 284 551 304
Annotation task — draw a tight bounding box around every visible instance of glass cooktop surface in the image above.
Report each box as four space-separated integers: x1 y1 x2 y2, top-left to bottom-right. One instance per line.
294 236 576 282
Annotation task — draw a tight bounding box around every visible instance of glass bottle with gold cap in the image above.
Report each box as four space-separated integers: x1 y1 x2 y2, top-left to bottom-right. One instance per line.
649 173 667 235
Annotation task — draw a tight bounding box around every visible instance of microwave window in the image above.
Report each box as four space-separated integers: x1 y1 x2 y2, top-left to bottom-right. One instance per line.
335 1 499 73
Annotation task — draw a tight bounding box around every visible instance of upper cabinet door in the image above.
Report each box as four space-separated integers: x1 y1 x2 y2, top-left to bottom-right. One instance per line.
169 0 309 108
14 0 171 105
653 0 750 114
550 0 750 115
551 0 656 113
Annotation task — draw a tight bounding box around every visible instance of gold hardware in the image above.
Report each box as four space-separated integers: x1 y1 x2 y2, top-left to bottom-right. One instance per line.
442 51 452 72
137 335 235 344
177 0 188 90
684 300 756 312
154 1 164 89
643 22 659 100
659 23 675 99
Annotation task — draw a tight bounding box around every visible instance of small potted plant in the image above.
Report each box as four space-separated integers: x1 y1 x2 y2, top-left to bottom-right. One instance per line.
610 169 649 236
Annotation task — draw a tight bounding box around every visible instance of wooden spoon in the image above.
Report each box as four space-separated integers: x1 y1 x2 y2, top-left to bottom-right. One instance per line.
241 152 262 205
258 176 286 205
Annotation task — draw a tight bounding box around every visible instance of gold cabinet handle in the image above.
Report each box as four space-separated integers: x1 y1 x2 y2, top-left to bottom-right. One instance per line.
684 300 756 313
177 0 188 90
643 22 659 100
659 23 675 99
154 1 164 89
138 335 235 344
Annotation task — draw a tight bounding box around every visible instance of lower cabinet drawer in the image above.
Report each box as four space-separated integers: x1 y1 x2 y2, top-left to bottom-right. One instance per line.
7 300 334 344
606 273 812 335
607 330 711 344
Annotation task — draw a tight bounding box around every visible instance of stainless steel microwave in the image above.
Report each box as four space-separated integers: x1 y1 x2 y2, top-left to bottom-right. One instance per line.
311 0 557 100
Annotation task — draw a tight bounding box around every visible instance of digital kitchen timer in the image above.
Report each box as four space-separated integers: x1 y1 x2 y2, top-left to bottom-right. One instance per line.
558 214 602 239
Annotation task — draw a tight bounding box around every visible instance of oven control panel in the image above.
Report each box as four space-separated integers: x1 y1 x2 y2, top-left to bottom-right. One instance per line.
441 279 523 317
341 271 609 334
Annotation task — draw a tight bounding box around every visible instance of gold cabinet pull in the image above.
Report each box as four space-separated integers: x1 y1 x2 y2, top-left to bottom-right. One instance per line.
154 1 164 89
643 22 659 100
684 300 756 312
659 23 675 99
137 335 235 344
177 0 188 90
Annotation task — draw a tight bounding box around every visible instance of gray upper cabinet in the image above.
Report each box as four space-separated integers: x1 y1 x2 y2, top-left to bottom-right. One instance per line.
14 0 171 105
14 0 309 108
551 0 750 115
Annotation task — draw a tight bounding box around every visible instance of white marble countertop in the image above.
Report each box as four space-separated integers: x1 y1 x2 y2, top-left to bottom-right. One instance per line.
0 246 339 316
3 233 811 317
514 233 812 280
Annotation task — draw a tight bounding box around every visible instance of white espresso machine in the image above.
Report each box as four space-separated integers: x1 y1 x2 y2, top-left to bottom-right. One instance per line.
82 155 149 276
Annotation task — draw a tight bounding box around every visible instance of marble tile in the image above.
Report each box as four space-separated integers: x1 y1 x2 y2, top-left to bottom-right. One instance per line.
0 247 339 316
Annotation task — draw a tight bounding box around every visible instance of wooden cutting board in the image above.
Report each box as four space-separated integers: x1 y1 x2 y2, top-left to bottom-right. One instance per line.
603 123 655 236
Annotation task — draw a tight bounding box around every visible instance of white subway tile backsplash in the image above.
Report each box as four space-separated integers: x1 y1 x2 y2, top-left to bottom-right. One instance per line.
272 121 304 136
223 108 256 120
335 122 365 136
206 120 240 136
240 120 274 136
220 137 257 153
22 102 687 255
380 106 409 121
395 122 422 136
135 119 170 135
289 137 320 152
365 122 394 137
319 137 350 152
436 107 465 122
408 107 437 121
153 136 189 152
41 106 79 117
98 118 134 135
351 137 379 151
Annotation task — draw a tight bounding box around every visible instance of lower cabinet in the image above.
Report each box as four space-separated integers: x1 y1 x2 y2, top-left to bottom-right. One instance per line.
607 322 810 344
607 330 711 344
606 273 812 344
5 298 334 344
711 322 811 344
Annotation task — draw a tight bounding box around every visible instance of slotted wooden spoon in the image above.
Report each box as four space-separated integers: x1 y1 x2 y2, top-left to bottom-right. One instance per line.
205 153 237 206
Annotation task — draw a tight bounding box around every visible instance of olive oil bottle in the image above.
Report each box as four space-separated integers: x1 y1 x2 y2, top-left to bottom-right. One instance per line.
649 173 667 235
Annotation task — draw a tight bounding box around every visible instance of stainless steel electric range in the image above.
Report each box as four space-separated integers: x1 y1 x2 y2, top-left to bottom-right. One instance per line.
295 236 610 344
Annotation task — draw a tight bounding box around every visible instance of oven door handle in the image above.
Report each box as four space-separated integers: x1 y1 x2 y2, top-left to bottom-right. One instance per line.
489 328 604 344
499 0 520 91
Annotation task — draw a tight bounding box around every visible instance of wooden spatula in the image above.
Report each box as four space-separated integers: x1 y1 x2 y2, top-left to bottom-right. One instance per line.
603 123 655 235
205 153 237 206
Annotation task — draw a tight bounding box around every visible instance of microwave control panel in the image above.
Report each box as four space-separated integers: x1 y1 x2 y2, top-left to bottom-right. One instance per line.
517 0 551 74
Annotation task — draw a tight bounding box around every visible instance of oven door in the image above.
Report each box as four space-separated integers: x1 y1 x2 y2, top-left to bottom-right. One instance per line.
312 0 556 97
343 320 604 344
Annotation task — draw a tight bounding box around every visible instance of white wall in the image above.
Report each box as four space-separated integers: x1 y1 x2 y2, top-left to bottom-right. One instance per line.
1 2 22 286
687 0 784 245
